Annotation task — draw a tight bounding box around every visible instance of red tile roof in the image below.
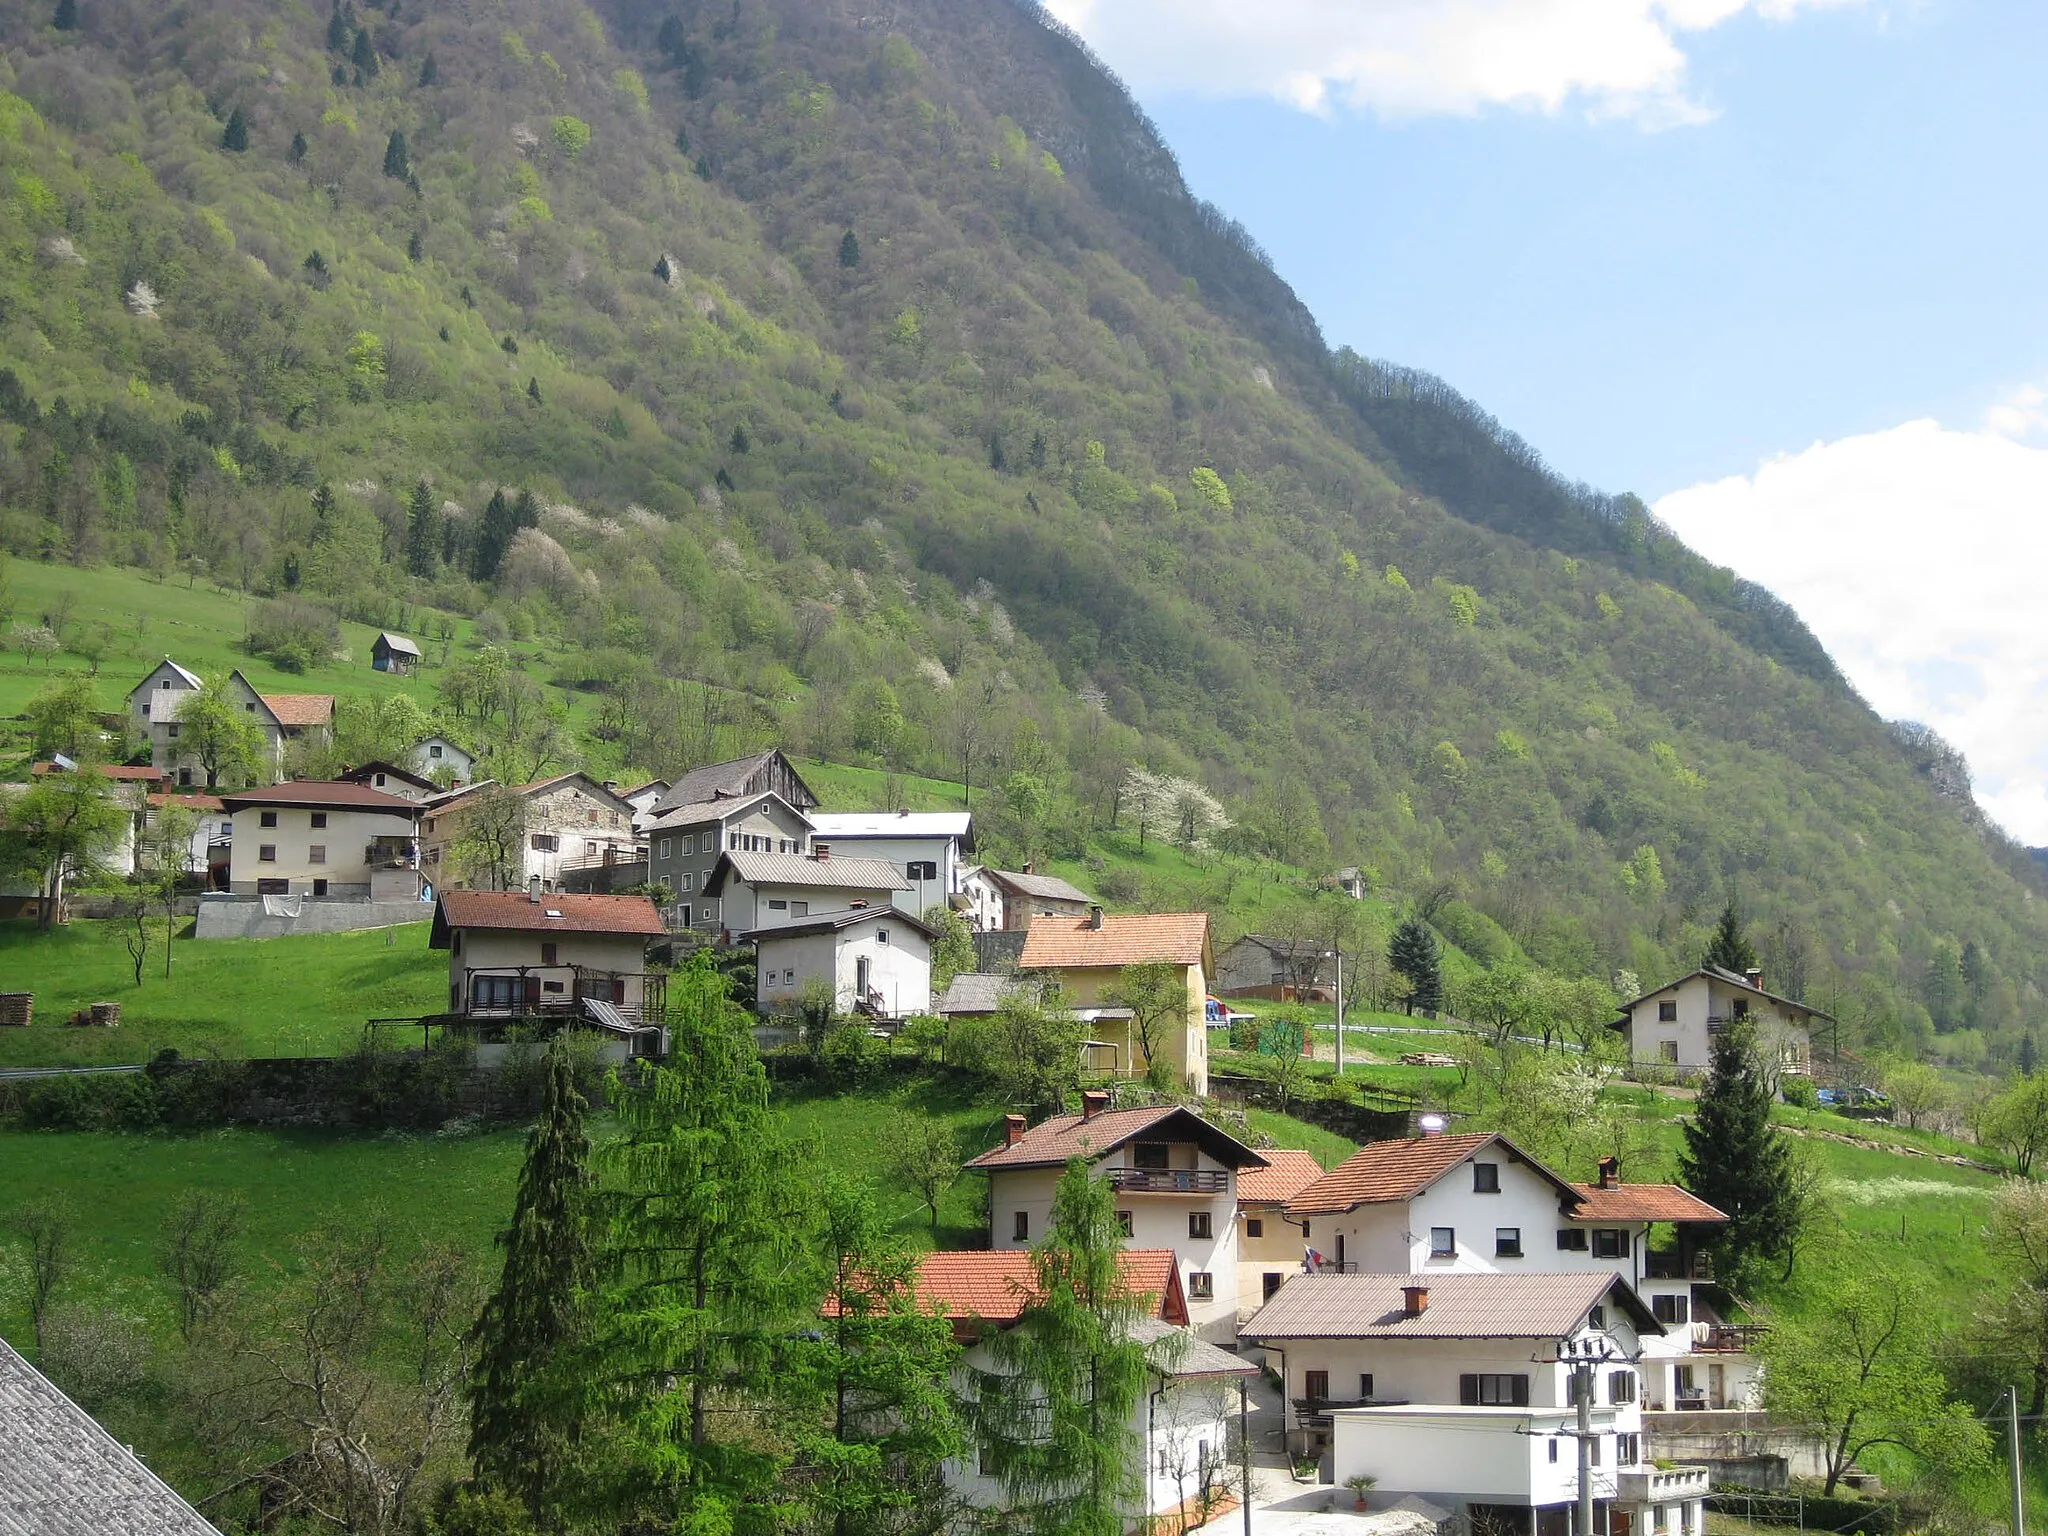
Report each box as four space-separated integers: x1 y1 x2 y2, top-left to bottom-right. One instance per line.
33 762 165 782
147 792 225 812
433 890 667 939
1568 1183 1727 1223
1236 1148 1328 1205
965 1105 1268 1172
1019 912 1209 969
831 1249 1186 1328
218 781 423 813
258 693 335 727
1286 1133 1501 1215
1242 1272 1660 1342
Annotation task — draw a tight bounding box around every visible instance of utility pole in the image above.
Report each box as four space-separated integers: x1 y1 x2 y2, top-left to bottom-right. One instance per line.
1575 1357 1595 1536
1241 1375 1255 1536
1334 948 1345 1078
2010 1384 2026 1536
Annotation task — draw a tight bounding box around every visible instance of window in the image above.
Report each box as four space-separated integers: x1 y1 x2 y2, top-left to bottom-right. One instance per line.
681 835 694 855
1658 999 1678 1022
1589 1305 1606 1329
1558 1228 1589 1251
1189 1211 1213 1240
1653 1293 1690 1325
1429 1227 1456 1258
258 844 277 863
472 975 521 1009
659 838 672 860
877 929 890 945
260 811 278 828
585 841 600 857
541 943 558 966
1133 1143 1170 1170
1609 1370 1637 1405
1589 1436 1602 1467
1188 1272 1213 1299
1304 1370 1330 1401
1733 998 1750 1021
1246 1218 1264 1239
1263 1272 1284 1301
1495 1228 1522 1258
167 723 180 738
1012 1211 1029 1242
1660 1040 1681 1063
907 859 938 880
257 878 289 895
782 969 795 985
728 833 740 850
681 873 695 893
543 980 564 995
1359 1374 1375 1400
1473 1161 1500 1193
1549 1439 1560 1464
1617 1432 1639 1466
312 879 328 897
429 744 443 759
768 899 788 911
659 874 672 889
1593 1229 1629 1259
531 834 559 852
1301 1222 1310 1238
160 678 172 689
789 900 807 916
311 812 327 829
675 905 692 928
308 845 326 865
1459 1374 1530 1406
1116 1211 1133 1237
178 769 192 787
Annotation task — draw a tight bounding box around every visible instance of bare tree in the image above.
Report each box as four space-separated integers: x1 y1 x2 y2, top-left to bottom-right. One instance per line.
452 785 529 891
10 1198 71 1353
159 1190 245 1343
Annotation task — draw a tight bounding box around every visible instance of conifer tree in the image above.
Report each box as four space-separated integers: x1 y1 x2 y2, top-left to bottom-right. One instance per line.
1704 901 1757 974
352 27 380 79
584 953 814 1528
729 424 750 454
789 1177 961 1534
969 1158 1148 1532
526 377 542 405
383 128 409 179
221 106 249 152
1679 1021 1794 1290
326 3 348 52
417 51 438 86
407 228 425 262
52 0 77 30
1389 917 1442 1015
470 1036 593 1524
838 228 861 269
288 129 307 164
406 478 438 579
472 488 516 581
656 14 687 61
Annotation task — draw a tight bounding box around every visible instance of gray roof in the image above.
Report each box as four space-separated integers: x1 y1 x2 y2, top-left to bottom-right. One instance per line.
985 868 1095 904
128 658 202 699
935 972 1021 1015
810 810 973 840
1240 1272 1661 1343
374 631 421 657
1619 967 1834 1023
0 1337 222 1534
653 751 818 815
704 850 909 895
1127 1317 1259 1380
646 793 813 832
742 906 942 944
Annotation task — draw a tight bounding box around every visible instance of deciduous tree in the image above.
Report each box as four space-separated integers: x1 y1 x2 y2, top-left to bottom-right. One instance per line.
1107 959 1188 1090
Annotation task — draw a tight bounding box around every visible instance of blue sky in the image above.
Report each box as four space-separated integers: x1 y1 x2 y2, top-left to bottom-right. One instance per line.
1049 0 2048 841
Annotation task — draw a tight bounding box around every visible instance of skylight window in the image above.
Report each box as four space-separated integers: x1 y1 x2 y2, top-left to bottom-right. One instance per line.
544 909 564 919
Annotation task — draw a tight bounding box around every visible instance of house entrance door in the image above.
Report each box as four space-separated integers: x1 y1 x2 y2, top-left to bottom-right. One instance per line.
856 955 871 1005
1708 1363 1726 1409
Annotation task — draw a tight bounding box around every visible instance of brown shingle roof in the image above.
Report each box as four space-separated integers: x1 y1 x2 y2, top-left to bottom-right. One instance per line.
1019 912 1209 969
1568 1183 1728 1223
1236 1148 1328 1205
218 781 423 814
1285 1133 1500 1215
1241 1272 1660 1342
965 1104 1268 1172
432 890 666 941
258 693 335 727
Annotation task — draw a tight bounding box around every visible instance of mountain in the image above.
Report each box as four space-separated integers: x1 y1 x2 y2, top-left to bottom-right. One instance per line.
0 0 2040 1066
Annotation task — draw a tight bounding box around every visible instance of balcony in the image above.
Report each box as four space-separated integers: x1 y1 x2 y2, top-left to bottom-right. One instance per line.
1645 1251 1714 1280
364 837 420 870
1103 1167 1228 1195
1618 1466 1711 1504
460 967 667 1027
1692 1323 1765 1353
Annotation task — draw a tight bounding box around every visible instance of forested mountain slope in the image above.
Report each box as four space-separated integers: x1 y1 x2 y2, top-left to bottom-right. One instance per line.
0 0 2041 1065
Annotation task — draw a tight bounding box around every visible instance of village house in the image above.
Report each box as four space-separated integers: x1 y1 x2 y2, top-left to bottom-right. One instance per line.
1242 1272 1709 1536
1617 967 1823 1078
143 790 231 888
409 735 475 787
217 781 425 900
1232 1147 1328 1315
420 774 639 892
851 1249 1251 1529
965 1096 1269 1343
370 631 422 673
1213 933 1335 1000
747 906 938 1019
702 847 908 936
956 865 1096 931
126 659 335 785
429 888 668 1051
804 809 974 916
1018 909 1214 1095
646 748 821 819
619 779 671 831
647 792 818 929
338 760 443 802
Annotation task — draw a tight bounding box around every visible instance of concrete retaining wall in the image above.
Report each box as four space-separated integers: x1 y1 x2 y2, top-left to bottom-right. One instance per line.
195 897 434 940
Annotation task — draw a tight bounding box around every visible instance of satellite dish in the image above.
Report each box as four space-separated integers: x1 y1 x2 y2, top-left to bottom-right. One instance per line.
52 753 77 772
1418 1112 1448 1134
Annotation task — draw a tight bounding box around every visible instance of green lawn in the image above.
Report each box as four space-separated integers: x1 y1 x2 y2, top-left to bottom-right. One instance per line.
0 919 445 1064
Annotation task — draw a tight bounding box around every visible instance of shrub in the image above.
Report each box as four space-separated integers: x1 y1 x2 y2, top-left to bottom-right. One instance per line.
245 595 339 672
1779 1074 1819 1109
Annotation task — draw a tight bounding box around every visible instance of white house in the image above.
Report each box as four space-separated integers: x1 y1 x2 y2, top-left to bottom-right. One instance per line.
620 779 671 831
216 781 425 900
745 906 936 1019
803 810 973 917
338 761 443 803
965 1097 1270 1343
1618 968 1822 1079
702 847 908 935
1243 1271 1710 1536
857 1249 1252 1529
409 736 475 787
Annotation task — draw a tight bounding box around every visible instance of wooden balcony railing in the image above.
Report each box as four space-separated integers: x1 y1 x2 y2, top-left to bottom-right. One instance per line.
1103 1167 1228 1195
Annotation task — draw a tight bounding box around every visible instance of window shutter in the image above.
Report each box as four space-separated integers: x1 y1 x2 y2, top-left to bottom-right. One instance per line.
1512 1375 1530 1406
1460 1374 1479 1406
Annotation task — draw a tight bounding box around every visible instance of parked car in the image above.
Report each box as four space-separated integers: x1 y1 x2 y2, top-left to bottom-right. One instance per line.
1205 995 1254 1028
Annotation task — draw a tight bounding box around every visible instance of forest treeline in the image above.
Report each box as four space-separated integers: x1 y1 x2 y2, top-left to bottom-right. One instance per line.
0 0 2044 1069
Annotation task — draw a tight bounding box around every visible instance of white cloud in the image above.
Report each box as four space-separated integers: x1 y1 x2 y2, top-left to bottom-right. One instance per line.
1654 398 2048 843
1045 0 1865 123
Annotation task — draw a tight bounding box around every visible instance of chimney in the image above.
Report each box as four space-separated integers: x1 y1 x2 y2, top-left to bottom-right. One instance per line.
527 875 543 904
814 842 831 862
1081 1089 1109 1121
1402 1285 1429 1318
898 807 910 817
1597 1156 1620 1191
1089 904 1104 931
603 780 620 794
1002 1113 1026 1148
1745 967 1764 992
1023 860 1034 875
